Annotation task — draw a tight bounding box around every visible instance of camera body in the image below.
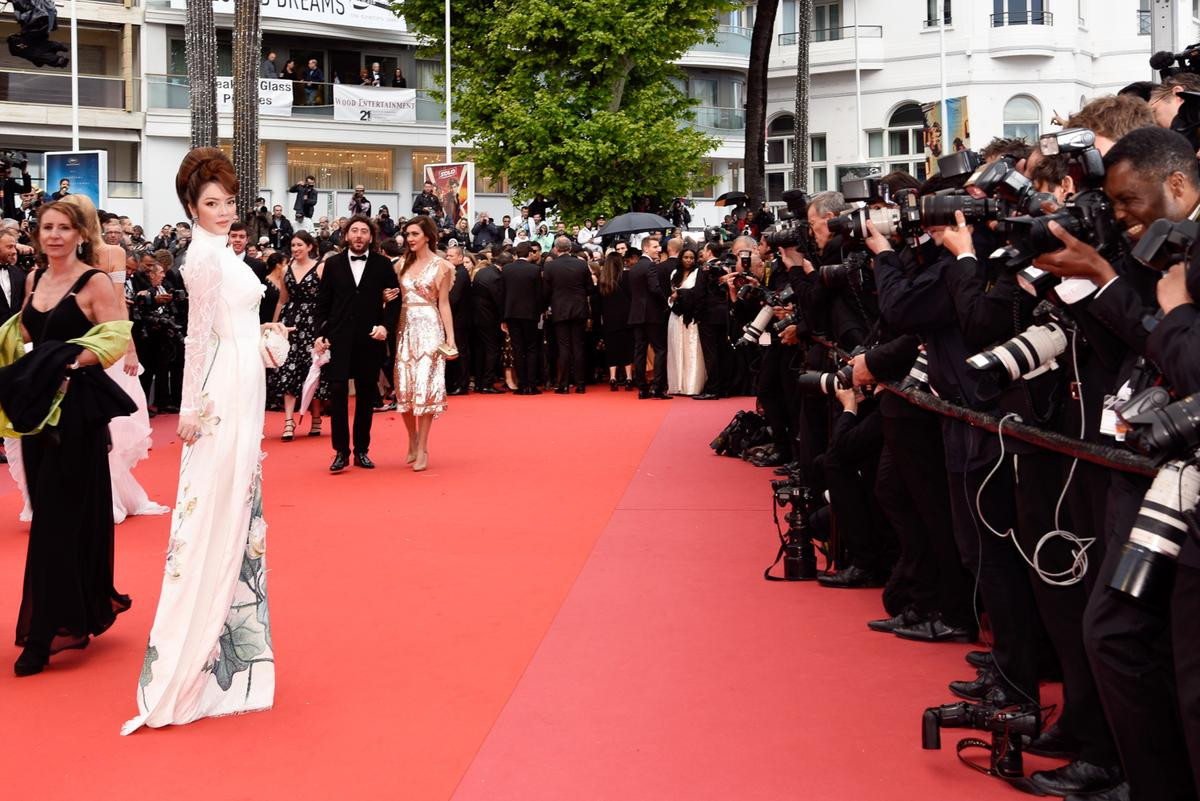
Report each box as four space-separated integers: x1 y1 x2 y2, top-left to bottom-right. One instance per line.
762 189 814 253
1131 218 1199 272
922 700 1040 779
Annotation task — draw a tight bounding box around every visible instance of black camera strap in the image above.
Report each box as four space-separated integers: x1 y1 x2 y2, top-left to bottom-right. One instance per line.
763 500 792 581
953 737 1044 795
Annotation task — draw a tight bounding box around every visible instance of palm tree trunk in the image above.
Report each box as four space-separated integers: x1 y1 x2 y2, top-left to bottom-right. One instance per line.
744 0 779 209
186 0 218 149
792 0 811 192
233 0 262 218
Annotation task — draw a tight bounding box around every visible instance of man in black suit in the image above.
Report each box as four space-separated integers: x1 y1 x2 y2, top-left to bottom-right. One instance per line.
470 254 506 393
228 222 265 275
501 241 543 394
693 240 730 400
543 237 594 392
0 230 26 321
289 175 318 227
268 205 294 249
445 245 473 394
314 215 400 472
627 235 670 398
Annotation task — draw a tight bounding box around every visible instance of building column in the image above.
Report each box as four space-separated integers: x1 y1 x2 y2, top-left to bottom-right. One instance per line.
394 144 412 218
265 140 288 212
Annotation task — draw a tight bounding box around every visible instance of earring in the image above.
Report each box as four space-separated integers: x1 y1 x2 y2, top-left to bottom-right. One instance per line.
191 216 199 225
76 243 85 258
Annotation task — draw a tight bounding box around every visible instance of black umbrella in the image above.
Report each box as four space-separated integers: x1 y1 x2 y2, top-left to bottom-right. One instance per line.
714 191 749 208
596 212 673 238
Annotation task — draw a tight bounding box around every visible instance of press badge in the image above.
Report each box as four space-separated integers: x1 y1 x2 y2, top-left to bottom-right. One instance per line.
1099 381 1133 440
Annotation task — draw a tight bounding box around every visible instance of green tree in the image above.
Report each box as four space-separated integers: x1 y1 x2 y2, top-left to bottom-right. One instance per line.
394 0 735 221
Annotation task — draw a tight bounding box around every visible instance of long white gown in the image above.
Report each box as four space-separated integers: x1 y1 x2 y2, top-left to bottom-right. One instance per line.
122 224 274 735
666 268 707 396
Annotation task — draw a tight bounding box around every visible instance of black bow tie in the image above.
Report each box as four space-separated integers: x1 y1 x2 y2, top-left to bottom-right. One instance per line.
349 254 367 263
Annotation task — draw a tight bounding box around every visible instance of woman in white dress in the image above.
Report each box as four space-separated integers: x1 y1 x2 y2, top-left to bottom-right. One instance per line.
5 196 168 525
666 246 707 396
122 148 288 735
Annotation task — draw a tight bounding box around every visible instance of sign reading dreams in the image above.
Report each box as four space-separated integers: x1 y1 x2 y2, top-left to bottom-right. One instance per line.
198 0 408 33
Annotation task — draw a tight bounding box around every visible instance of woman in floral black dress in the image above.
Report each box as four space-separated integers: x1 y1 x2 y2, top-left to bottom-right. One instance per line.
268 231 326 439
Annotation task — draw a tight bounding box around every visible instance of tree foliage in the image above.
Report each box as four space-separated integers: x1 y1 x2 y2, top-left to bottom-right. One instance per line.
395 0 736 221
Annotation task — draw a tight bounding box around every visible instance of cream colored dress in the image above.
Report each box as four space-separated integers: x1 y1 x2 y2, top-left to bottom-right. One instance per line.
394 258 450 417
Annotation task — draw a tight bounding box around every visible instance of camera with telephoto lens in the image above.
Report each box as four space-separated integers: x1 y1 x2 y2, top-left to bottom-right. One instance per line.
762 189 814 251
796 349 859 396
918 191 1005 228
1007 189 1121 294
966 305 1070 384
970 158 1057 217
827 190 924 241
734 283 795 347
818 250 874 290
1130 218 1199 272
898 348 930 393
770 470 823 581
922 700 1040 780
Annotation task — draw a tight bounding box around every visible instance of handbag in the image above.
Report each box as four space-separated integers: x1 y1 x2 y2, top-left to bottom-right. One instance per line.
259 326 291 368
436 341 459 360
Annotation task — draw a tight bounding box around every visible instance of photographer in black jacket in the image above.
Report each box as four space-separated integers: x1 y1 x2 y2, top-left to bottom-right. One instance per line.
693 239 731 399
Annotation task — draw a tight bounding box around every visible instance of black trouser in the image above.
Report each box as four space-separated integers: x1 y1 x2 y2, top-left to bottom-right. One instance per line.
823 410 891 574
507 318 541 389
877 412 974 626
1085 471 1196 801
633 321 667 395
755 344 793 461
554 318 587 387
698 322 728 396
947 457 1042 700
327 360 379 454
1173 562 1200 801
445 322 472 392
472 318 502 387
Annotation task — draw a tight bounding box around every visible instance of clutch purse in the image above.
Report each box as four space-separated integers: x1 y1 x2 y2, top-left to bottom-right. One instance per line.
259 326 291 368
436 342 459 360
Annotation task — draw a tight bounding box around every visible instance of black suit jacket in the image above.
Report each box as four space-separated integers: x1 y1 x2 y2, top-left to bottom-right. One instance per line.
543 255 593 321
0 262 26 320
315 250 400 382
268 216 294 249
502 259 543 320
448 263 472 333
627 257 669 326
471 265 505 324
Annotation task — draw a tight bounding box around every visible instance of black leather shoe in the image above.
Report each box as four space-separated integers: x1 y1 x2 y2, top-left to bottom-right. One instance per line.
1025 721 1083 759
14 647 48 677
965 649 994 670
773 461 802 476
1030 761 1123 798
447 388 468 396
894 615 976 644
330 452 349 472
947 667 998 701
555 386 570 395
353 451 375 469
477 386 503 394
651 391 672 399
575 385 586 394
1065 781 1130 801
867 607 926 633
529 387 543 395
693 393 719 400
638 389 651 399
817 565 886 589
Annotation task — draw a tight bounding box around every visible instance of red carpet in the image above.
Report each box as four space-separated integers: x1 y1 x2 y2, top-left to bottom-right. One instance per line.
0 393 1065 800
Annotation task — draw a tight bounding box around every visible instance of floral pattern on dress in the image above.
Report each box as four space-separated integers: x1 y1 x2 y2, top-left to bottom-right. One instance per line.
268 266 329 406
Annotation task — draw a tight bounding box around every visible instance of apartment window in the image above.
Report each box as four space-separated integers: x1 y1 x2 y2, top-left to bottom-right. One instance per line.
689 78 719 108
925 0 951 26
866 104 927 181
992 0 1049 26
414 60 441 91
289 146 392 190
766 114 793 202
811 134 828 192
781 0 796 34
1003 95 1041 142
814 1 843 41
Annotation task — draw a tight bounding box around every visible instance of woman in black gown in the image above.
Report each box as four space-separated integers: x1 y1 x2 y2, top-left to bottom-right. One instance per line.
12 201 132 676
594 250 634 390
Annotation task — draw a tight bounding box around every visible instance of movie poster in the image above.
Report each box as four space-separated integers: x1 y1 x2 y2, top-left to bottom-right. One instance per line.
922 97 970 176
423 162 474 229
44 150 107 209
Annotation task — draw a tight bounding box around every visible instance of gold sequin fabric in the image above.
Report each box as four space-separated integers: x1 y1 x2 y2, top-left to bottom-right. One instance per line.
395 259 449 417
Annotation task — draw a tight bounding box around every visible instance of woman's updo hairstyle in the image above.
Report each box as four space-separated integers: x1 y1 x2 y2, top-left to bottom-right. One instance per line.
175 147 239 218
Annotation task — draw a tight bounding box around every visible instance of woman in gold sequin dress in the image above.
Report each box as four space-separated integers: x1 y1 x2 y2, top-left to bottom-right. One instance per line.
395 215 456 472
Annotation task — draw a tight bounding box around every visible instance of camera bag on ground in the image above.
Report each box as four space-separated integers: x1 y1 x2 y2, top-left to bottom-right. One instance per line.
709 410 770 458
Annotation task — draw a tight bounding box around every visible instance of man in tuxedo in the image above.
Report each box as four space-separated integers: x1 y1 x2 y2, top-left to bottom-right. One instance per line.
314 215 400 472
471 253 506 393
693 240 730 400
543 237 594 393
502 241 544 394
0 230 26 320
228 222 265 275
268 205 294 249
444 245 473 394
627 235 670 399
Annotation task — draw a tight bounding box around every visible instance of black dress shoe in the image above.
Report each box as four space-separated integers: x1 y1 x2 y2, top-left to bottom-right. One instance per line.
1030 761 1123 797
330 452 349 472
692 393 719 400
529 387 543 395
1065 781 1130 801
14 647 48 677
353 451 375 469
651 391 672 399
447 388 468 396
894 614 976 644
867 607 927 633
947 667 998 701
477 386 503 394
610 379 619 392
575 385 586 394
638 389 651 399
554 386 570 395
1025 721 1083 759
624 380 635 391
965 649 994 670
817 565 886 589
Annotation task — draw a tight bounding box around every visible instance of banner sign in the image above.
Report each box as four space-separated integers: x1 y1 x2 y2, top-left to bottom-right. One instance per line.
44 150 107 209
216 77 293 116
423 162 474 230
333 85 417 123
921 96 970 176
194 0 407 34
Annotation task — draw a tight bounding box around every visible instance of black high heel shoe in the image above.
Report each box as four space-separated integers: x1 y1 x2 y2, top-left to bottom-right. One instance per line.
14 646 48 677
624 379 635 392
610 378 619 392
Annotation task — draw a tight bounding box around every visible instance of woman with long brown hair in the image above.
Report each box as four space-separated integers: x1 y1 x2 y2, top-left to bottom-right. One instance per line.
394 215 456 471
269 229 325 439
595 249 634 390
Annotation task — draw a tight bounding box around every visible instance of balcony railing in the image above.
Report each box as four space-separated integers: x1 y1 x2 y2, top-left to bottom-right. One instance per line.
779 25 883 45
990 10 1053 26
146 74 445 123
1137 9 1151 35
0 68 130 110
691 106 745 131
691 24 753 56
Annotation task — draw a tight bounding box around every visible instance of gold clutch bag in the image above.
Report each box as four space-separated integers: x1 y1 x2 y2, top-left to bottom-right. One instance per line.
436 342 459 359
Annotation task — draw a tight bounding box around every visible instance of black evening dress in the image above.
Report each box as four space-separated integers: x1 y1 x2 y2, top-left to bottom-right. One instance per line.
267 264 328 406
16 269 132 658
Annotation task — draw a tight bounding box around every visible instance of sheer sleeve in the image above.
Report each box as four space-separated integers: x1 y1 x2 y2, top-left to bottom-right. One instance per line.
178 247 224 415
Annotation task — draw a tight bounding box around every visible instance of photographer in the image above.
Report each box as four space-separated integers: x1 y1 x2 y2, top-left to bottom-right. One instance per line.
692 239 730 400
1035 124 1200 801
348 184 371 217
0 155 32 220
289 175 318 227
133 255 186 414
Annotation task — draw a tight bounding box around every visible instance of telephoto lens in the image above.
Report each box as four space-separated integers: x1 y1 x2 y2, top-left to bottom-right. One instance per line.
796 364 853 395
918 193 1002 227
1123 393 1200 458
898 349 930 393
736 304 775 348
966 322 1068 382
1109 459 1200 603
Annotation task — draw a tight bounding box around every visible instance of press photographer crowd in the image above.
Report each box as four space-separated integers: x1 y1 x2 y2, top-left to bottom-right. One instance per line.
705 51 1200 801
